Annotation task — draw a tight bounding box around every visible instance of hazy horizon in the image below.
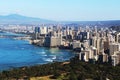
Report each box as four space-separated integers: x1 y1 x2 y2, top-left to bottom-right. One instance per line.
0 0 120 21
0 14 120 22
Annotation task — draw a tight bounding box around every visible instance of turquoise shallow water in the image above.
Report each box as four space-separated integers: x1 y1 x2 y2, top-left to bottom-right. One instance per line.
0 32 75 70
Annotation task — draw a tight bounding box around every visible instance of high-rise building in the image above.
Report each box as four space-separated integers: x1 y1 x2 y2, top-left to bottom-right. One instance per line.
79 50 90 62
99 38 105 51
99 53 108 63
72 40 81 49
91 46 98 61
44 30 62 47
111 54 119 66
47 26 53 33
79 32 89 41
109 43 120 55
40 26 47 35
115 32 120 43
83 40 90 48
34 27 40 33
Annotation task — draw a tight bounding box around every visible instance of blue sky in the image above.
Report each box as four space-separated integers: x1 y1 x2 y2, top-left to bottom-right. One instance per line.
0 0 120 21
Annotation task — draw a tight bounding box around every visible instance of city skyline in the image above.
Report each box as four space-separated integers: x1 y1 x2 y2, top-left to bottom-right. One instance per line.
0 0 120 21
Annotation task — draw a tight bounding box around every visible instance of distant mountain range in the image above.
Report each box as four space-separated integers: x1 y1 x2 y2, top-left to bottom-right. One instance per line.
0 14 120 26
0 14 55 24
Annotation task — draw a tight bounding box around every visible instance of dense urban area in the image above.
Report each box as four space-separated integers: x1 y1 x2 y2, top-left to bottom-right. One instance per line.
0 24 120 80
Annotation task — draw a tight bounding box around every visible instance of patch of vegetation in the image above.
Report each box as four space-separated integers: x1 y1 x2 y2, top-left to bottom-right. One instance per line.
0 56 120 80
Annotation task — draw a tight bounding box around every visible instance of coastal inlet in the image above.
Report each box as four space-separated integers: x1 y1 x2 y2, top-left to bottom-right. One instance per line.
0 32 75 70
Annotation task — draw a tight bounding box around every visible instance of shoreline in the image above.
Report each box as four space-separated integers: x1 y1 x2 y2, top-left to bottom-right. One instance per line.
0 37 75 72
0 32 76 72
30 39 80 52
0 56 119 80
0 60 70 72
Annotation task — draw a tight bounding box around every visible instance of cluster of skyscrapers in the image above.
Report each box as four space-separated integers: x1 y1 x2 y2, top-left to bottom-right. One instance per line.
32 25 120 66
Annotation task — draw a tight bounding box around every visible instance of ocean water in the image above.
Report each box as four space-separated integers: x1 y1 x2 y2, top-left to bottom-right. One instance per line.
0 32 75 70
